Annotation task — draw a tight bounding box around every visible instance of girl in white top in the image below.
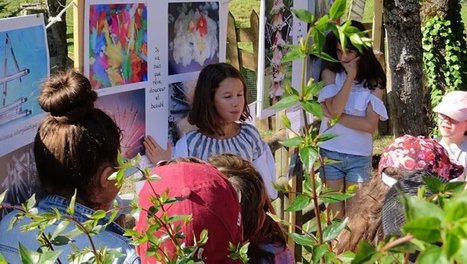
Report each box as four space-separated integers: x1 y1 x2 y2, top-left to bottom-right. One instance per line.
318 20 388 218
173 63 277 199
433 91 467 181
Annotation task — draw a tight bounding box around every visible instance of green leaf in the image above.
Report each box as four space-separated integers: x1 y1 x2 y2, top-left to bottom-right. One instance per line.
404 196 444 221
270 95 299 110
148 173 161 181
454 239 467 263
52 220 69 240
444 232 461 259
281 114 291 129
338 251 355 263
321 192 353 204
67 190 77 215
323 218 348 242
282 47 303 63
292 9 314 23
444 192 467 222
304 81 324 99
311 28 326 55
290 232 316 246
18 243 39 264
299 146 319 173
310 48 338 63
313 244 330 264
301 100 323 119
285 194 311 212
351 240 377 264
89 210 107 220
280 136 304 147
403 217 441 243
316 133 337 143
417 245 449 264
423 175 444 193
0 190 7 204
25 194 36 211
329 0 346 20
51 236 72 246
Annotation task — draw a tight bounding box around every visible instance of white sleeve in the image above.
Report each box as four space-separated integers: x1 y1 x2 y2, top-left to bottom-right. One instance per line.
369 95 389 121
173 135 188 158
253 141 278 199
317 84 340 103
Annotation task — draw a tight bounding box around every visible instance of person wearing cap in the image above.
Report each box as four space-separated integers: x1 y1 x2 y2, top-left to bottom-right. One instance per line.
135 158 243 264
334 135 464 253
433 90 467 181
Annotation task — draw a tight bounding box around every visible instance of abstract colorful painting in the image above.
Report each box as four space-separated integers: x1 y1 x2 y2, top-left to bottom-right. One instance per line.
95 89 146 159
89 3 148 89
168 2 219 75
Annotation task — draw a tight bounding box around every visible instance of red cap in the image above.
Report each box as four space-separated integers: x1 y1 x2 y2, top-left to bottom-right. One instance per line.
136 162 243 263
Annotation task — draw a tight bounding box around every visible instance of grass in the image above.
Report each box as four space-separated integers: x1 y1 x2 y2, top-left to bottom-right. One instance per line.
228 0 260 28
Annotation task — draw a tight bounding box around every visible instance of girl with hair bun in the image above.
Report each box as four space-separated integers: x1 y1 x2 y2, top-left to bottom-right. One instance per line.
0 71 140 263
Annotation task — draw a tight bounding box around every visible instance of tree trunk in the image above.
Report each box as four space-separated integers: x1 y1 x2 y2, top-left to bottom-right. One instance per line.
47 0 68 73
383 0 428 136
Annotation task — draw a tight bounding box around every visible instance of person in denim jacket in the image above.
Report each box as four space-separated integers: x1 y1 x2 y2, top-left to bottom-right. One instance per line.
0 71 139 263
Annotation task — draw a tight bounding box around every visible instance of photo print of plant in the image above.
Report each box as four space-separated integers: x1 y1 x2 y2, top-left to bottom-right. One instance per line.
263 0 293 109
168 79 197 145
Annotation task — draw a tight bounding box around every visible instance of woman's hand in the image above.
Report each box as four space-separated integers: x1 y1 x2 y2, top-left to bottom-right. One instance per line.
341 56 360 78
143 136 172 165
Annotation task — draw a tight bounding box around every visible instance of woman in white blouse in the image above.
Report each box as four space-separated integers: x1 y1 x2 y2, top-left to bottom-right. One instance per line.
318 20 388 219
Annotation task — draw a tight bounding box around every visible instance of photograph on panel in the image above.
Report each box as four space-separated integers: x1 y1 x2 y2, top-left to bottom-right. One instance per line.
168 1 220 75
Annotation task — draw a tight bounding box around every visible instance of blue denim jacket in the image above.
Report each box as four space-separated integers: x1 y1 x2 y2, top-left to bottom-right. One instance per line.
0 195 140 263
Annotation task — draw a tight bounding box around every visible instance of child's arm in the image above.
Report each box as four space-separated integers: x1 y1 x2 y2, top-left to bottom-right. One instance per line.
336 88 386 133
253 141 278 200
320 58 359 118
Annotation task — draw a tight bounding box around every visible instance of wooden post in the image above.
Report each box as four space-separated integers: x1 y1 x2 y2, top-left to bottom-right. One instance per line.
73 0 84 73
226 12 240 69
372 0 385 69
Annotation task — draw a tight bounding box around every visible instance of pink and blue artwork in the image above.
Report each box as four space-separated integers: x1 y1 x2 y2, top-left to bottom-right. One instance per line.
95 89 146 159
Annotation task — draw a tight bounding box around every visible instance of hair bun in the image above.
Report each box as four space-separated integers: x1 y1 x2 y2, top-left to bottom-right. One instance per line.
39 71 97 123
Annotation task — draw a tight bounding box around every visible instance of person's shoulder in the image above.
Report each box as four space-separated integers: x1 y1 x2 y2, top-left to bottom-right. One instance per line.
177 129 201 143
240 123 261 136
459 138 467 150
321 68 337 84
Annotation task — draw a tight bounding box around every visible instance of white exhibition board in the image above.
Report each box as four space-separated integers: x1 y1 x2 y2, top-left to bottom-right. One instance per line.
83 0 229 161
256 0 309 119
0 14 49 206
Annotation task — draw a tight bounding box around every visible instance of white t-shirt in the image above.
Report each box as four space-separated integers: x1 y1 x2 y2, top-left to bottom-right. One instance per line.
438 137 467 181
318 71 388 156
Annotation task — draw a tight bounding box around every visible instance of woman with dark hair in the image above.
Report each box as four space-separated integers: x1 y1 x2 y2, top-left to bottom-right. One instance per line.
0 71 139 263
209 154 294 264
318 20 388 218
